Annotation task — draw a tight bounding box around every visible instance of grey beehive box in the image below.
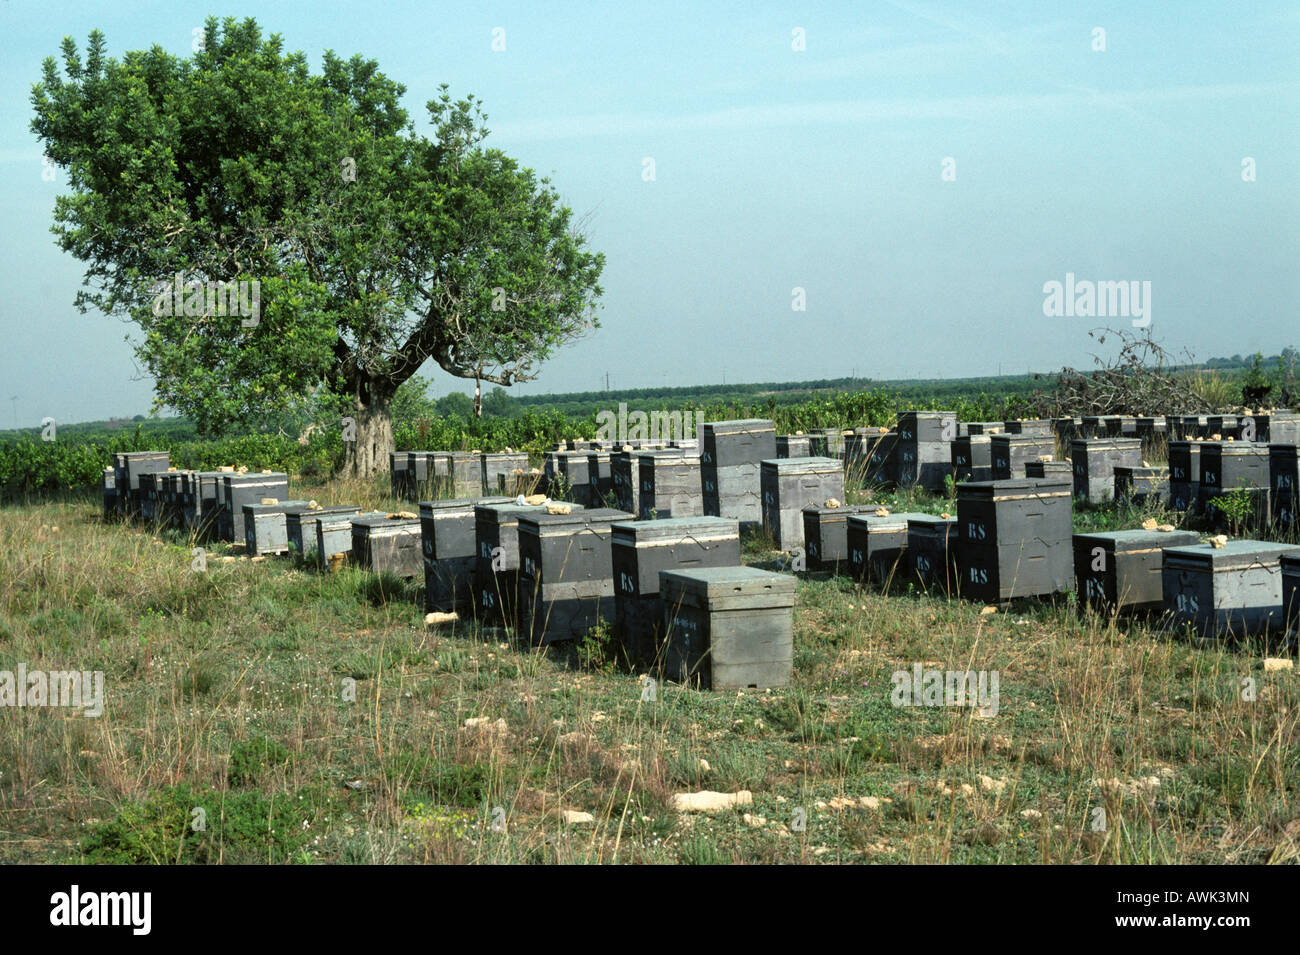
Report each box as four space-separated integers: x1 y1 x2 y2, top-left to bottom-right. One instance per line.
483 452 529 497
760 456 844 550
1070 438 1141 503
896 411 956 490
802 504 878 569
1162 540 1300 637
419 496 513 612
1073 528 1199 615
101 467 117 518
956 478 1073 602
115 451 169 519
450 452 485 498
776 435 812 459
182 470 226 539
1113 466 1169 505
351 514 423 578
1167 441 1202 512
908 516 959 592
1024 460 1072 480
702 419 777 468
516 507 634 644
243 500 310 556
964 421 1005 436
639 450 703 520
863 430 898 486
390 452 411 500
315 510 388 572
288 505 361 556
991 434 1055 481
845 511 933 587
474 502 585 626
1270 443 1299 529
1197 442 1269 514
951 435 993 483
611 516 741 669
1003 419 1053 435
659 566 796 690
220 472 289 542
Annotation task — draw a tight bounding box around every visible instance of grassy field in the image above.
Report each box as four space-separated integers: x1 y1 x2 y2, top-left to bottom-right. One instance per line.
0 474 1297 865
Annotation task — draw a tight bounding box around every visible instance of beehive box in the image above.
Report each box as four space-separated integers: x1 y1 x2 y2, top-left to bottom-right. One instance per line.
964 421 1005 435
1242 412 1300 444
760 456 844 550
315 510 387 572
956 479 1073 602
351 515 423 578
845 512 933 586
1003 419 1053 435
115 452 170 519
420 496 513 612
585 451 613 505
1282 553 1300 630
220 472 289 543
1135 417 1168 454
405 451 453 501
1207 415 1239 438
1073 528 1199 615
638 450 703 519
287 505 361 556
243 500 311 556
908 516 959 591
1270 443 1299 528
1070 438 1142 503
164 473 189 529
776 435 812 459
1172 416 1208 441
815 427 843 459
447 452 483 498
182 471 226 539
101 467 117 518
390 452 411 500
802 504 878 569
1113 466 1169 505
991 434 1055 481
138 472 163 523
843 427 888 471
555 451 594 506
611 517 741 668
517 508 634 644
896 412 956 490
702 419 777 469
1197 443 1269 514
1162 540 1300 637
864 430 898 486
611 449 641 515
1024 460 1072 480
1053 418 1081 441
702 463 761 526
474 502 586 626
659 567 796 690
951 435 993 483
483 452 529 497
1167 441 1202 512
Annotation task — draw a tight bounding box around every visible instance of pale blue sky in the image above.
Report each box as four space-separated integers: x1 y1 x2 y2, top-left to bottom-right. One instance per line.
2 1 1297 425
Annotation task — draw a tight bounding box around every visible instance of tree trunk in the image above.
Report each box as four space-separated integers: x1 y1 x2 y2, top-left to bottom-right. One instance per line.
342 381 395 479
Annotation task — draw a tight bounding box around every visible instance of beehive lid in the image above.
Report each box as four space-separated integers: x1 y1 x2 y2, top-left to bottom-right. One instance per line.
1071 438 1141 449
1163 540 1300 571
296 504 360 518
956 478 1071 501
322 509 387 528
611 516 739 544
846 511 933 533
1218 442 1270 456
899 410 954 420
475 502 581 523
660 565 796 607
223 471 288 485
518 508 634 531
242 499 310 516
908 515 958 530
419 496 512 516
996 432 1053 444
705 419 775 435
760 456 840 473
1074 528 1199 554
352 513 421 529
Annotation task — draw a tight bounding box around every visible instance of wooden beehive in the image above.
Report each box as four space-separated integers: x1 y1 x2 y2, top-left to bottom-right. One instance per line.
659 566 796 690
516 508 633 644
419 496 513 612
1070 438 1142 503
611 516 741 669
760 456 844 550
483 452 529 497
1162 540 1300 638
991 434 1055 481
1167 440 1202 512
114 451 170 519
896 411 956 489
801 504 878 570
220 472 288 542
1002 418 1053 435
101 467 117 519
182 471 226 540
315 510 387 572
287 505 361 556
776 435 812 459
450 452 485 498
1073 528 1199 615
1113 466 1169 505
242 500 310 556
639 450 703 519
956 478 1073 602
845 511 933 587
951 435 993 483
1270 443 1299 529
474 502 585 626
1197 443 1269 514
611 450 640 515
351 515 423 578
908 515 959 592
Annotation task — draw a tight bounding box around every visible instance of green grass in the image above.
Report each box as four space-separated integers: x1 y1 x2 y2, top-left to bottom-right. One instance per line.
0 485 1297 864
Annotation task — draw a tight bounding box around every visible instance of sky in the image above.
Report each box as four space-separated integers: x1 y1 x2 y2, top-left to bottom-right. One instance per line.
1 1 1297 426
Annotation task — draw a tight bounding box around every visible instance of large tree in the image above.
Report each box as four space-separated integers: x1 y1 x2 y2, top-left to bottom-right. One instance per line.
31 17 603 474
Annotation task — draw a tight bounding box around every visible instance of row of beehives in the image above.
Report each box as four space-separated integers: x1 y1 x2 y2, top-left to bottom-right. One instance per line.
100 450 796 691
802 479 1300 639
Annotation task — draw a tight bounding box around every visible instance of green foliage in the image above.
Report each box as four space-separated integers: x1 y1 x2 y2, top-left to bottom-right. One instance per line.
227 736 293 787
79 783 326 864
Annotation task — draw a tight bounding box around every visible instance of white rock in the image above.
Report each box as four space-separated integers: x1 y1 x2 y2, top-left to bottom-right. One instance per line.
670 790 753 813
561 810 594 825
